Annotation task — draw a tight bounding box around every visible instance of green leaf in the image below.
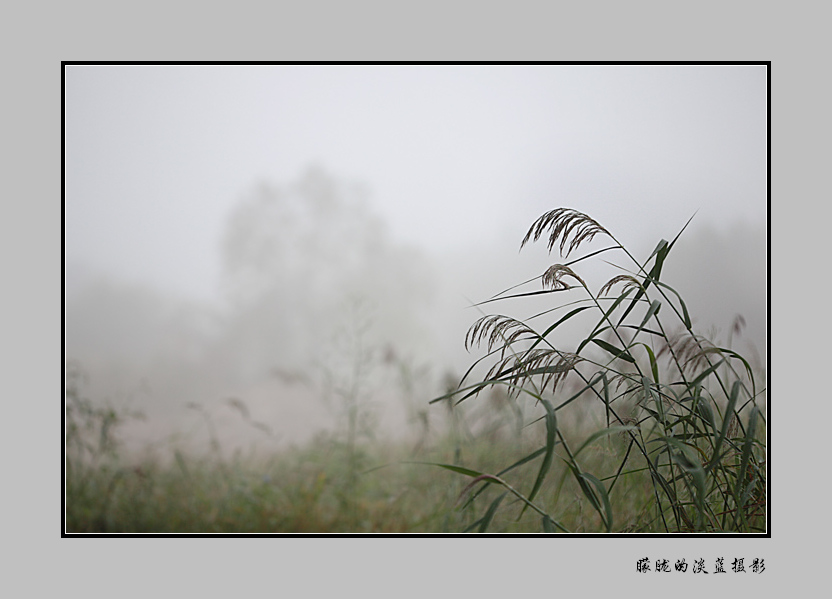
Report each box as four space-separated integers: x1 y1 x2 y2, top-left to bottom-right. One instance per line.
685 358 726 393
650 239 669 284
565 462 613 532
617 239 667 326
522 399 558 515
576 290 634 355
455 472 568 531
642 376 665 425
704 346 757 397
542 515 558 533
463 447 549 509
498 447 548 475
734 406 760 528
591 338 636 363
694 397 715 433
708 380 742 472
663 436 707 529
653 280 692 330
650 468 675 502
667 212 697 252
582 472 614 532
478 492 508 533
630 342 660 384
532 306 593 350
640 299 661 329
412 462 483 478
462 518 485 533
601 371 611 428
644 343 660 384
618 324 664 337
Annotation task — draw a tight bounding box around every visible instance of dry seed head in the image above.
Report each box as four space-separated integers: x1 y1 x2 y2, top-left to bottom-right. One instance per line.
521 208 611 258
599 274 644 297
619 416 639 440
731 314 746 337
226 397 250 419
659 330 713 375
465 315 534 354
723 415 741 460
483 348 582 397
539 351 582 393
542 264 585 290
726 414 740 439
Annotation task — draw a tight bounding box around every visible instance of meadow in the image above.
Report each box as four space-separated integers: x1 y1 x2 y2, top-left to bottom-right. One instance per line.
65 388 701 534
65 208 766 534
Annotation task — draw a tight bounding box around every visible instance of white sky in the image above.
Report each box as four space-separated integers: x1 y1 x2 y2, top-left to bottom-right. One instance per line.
64 64 767 302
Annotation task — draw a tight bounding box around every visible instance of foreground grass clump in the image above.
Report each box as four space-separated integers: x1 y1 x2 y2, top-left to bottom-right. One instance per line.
431 208 766 533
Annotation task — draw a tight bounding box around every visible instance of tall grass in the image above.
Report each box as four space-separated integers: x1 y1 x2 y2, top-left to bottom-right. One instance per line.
430 208 766 533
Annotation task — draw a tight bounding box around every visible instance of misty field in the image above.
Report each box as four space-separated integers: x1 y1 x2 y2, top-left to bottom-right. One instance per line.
67 367 696 534
65 207 766 534
65 404 651 533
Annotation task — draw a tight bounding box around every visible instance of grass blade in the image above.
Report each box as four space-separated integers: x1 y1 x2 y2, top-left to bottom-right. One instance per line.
708 380 742 472
616 239 667 326
733 406 760 529
591 338 636 363
478 491 508 532
523 399 558 511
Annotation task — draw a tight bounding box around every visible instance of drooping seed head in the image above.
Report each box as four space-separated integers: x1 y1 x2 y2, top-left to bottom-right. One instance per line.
541 264 585 290
521 208 611 258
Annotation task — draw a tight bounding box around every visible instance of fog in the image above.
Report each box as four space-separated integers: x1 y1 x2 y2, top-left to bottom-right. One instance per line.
64 65 767 457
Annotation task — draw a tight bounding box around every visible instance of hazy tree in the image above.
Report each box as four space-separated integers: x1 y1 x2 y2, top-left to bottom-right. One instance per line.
216 166 438 384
